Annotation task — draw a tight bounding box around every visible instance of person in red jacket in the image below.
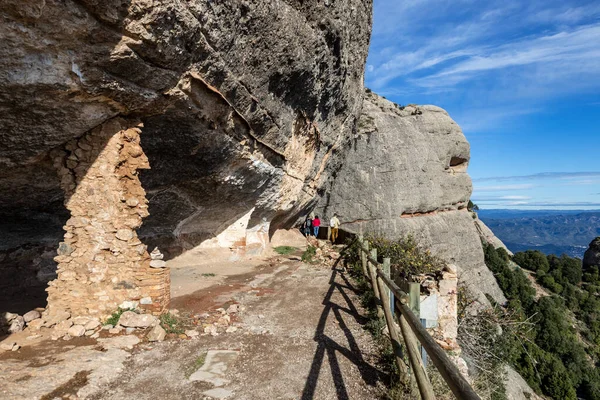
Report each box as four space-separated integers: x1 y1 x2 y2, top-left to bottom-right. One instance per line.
312 216 321 237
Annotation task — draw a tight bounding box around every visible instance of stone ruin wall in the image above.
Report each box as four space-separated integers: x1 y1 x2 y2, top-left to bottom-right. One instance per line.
46 118 169 320
417 266 459 349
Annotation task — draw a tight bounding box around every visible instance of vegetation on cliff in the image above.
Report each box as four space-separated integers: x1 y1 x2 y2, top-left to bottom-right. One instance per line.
483 243 600 400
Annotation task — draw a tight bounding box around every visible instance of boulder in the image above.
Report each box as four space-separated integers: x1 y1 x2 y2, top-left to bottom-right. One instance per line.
147 325 166 342
23 310 41 323
118 311 157 328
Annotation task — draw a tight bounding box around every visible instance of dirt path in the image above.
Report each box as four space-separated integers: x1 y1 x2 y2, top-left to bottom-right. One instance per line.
1 247 386 400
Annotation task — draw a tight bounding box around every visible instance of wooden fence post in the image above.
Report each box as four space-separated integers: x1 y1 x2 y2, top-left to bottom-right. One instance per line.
409 282 420 317
360 238 370 279
408 282 425 367
377 258 410 385
396 305 436 400
368 248 383 318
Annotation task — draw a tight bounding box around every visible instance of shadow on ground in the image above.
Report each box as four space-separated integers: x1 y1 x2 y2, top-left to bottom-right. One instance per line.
302 251 384 400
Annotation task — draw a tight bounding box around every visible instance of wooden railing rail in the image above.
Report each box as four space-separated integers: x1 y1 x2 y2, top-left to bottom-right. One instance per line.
354 234 480 400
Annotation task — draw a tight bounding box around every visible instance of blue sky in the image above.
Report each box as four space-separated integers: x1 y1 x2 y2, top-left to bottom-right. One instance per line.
365 0 600 209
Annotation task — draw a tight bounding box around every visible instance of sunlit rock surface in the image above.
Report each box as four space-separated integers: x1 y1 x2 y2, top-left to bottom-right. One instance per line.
317 91 507 304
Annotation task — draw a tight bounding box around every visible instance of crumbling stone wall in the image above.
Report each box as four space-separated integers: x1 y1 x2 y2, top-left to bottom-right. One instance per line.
46 118 169 320
416 265 459 349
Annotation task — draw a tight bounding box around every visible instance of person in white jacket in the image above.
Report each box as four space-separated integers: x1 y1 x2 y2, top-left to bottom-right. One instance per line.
329 213 340 244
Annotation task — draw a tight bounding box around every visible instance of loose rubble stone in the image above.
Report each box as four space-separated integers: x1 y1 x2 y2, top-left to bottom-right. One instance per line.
140 297 152 305
116 229 134 241
118 311 157 328
23 310 41 323
102 324 114 330
185 329 199 338
56 319 73 332
150 247 164 260
3 312 18 323
43 310 71 327
9 316 25 333
84 320 101 330
125 328 136 334
147 325 166 342
0 341 17 351
119 301 138 310
226 304 239 314
67 325 86 337
204 325 218 336
149 260 167 269
72 317 91 326
109 327 122 335
225 326 238 333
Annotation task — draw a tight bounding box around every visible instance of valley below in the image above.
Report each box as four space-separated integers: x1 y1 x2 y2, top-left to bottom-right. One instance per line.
478 209 600 258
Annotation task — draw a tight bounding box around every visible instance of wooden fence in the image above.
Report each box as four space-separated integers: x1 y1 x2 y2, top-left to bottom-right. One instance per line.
355 235 480 400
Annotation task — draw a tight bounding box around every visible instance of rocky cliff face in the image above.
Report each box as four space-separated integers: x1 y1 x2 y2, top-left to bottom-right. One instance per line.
0 0 372 314
317 92 506 304
583 237 600 270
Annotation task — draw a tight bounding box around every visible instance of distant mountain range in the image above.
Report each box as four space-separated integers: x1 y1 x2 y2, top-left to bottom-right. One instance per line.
478 209 600 258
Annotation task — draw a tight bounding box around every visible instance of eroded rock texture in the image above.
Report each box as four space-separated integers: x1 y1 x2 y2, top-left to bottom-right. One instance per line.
317 92 506 304
0 0 372 314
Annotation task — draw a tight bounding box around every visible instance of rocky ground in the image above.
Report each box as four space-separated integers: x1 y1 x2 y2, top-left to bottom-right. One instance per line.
0 238 387 400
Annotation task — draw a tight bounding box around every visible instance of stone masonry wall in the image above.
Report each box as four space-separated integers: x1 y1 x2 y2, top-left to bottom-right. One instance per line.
415 266 459 349
45 118 169 321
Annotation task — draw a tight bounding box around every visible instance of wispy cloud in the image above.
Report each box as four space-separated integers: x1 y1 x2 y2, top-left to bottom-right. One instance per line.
366 1 600 116
474 172 600 182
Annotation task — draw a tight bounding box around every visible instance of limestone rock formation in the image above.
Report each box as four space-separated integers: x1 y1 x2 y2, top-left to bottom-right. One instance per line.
317 92 506 304
474 218 513 256
583 237 600 270
0 0 373 316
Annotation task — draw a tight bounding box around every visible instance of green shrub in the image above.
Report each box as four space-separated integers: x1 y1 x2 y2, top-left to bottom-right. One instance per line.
301 245 317 263
366 234 445 278
274 246 297 255
484 242 600 400
105 308 130 326
160 312 184 334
